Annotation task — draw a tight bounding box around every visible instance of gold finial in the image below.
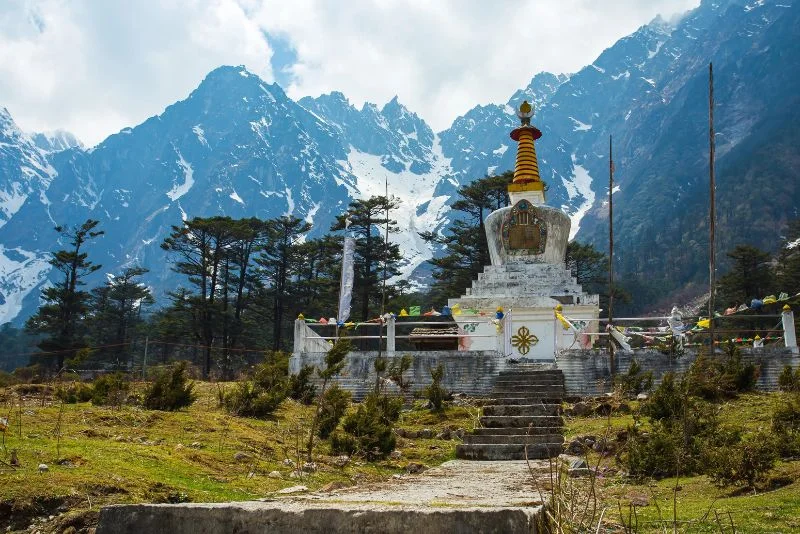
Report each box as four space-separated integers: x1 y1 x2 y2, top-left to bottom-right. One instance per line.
517 100 533 125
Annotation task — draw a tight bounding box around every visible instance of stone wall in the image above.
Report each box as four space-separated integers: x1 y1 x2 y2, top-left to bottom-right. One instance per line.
556 347 800 396
290 350 520 400
290 347 800 399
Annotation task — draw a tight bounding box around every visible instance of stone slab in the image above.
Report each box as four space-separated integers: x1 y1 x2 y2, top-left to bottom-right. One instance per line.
97 460 550 534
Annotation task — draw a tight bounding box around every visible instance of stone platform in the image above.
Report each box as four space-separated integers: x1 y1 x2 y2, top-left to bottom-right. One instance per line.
97 460 550 534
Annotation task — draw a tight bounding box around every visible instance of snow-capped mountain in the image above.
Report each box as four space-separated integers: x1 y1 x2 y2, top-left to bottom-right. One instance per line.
30 130 83 154
0 67 459 323
1 0 798 323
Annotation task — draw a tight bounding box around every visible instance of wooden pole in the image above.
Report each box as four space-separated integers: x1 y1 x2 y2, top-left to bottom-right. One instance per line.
609 135 615 375
708 63 717 352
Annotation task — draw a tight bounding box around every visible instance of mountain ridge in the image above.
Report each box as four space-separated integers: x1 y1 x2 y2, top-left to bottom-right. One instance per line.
1 0 798 324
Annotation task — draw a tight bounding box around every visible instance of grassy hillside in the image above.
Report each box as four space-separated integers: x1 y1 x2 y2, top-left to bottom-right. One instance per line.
1 381 798 533
0 382 478 533
562 392 800 533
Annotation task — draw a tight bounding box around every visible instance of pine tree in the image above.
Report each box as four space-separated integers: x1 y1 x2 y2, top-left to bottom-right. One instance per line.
25 219 104 371
421 173 511 304
218 218 270 373
776 219 800 295
294 235 343 319
86 266 152 368
257 215 312 350
161 216 236 378
331 196 402 321
716 245 776 308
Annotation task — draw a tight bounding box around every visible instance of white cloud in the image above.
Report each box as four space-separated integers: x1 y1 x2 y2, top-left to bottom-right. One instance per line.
0 0 699 145
0 0 274 146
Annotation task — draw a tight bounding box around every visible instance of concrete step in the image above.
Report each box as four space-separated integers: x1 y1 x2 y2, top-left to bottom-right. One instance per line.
487 396 563 405
493 377 564 385
455 443 563 461
480 415 564 428
471 427 559 436
483 404 560 417
492 385 565 394
462 433 565 445
497 370 562 378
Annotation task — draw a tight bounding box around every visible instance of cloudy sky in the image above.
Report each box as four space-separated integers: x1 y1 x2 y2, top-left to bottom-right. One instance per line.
0 0 699 146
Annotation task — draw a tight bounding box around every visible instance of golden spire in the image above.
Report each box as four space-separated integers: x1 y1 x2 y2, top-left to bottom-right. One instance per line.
509 101 544 194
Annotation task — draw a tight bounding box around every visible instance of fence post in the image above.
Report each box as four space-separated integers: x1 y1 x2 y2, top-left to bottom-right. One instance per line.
387 315 396 356
294 318 306 353
782 305 798 353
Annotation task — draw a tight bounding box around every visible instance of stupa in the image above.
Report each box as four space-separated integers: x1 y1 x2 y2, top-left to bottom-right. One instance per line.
449 101 599 360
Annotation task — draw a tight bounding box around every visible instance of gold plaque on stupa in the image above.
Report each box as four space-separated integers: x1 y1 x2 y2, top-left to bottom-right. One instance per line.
502 199 547 255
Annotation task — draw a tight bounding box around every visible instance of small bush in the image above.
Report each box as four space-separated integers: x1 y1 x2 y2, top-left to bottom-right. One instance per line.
288 365 317 405
56 382 93 404
253 351 289 391
388 354 413 395
91 373 130 406
143 362 196 411
772 393 800 457
707 430 777 488
623 424 682 479
778 365 800 392
628 376 720 480
641 372 684 422
317 384 351 439
12 365 45 384
0 370 20 387
684 346 759 401
425 363 447 411
330 431 358 455
333 392 403 459
721 343 759 393
614 359 653 398
224 381 284 418
224 352 289 418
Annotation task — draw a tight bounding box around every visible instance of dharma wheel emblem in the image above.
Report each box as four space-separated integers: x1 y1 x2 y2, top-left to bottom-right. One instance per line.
511 326 538 355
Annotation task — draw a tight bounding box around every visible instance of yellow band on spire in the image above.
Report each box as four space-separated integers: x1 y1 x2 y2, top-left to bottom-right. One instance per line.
513 129 542 185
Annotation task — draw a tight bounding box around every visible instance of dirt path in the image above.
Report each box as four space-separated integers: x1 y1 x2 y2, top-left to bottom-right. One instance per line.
97 460 555 533
285 459 551 508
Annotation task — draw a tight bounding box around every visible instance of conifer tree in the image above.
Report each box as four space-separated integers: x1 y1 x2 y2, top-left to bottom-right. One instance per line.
257 215 311 350
26 219 104 370
716 245 776 307
421 172 511 303
776 219 800 295
331 196 402 321
87 266 152 367
161 216 236 378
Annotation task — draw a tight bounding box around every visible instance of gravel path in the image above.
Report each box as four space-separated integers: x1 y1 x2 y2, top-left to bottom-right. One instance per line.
286 459 553 509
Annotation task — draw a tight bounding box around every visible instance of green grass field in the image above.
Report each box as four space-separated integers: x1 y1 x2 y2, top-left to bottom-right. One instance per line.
1 383 798 533
562 392 800 533
0 382 477 532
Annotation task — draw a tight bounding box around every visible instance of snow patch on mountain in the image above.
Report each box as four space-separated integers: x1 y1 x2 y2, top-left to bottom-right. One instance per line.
567 154 596 240
193 125 208 147
569 117 593 132
284 187 295 216
166 151 194 201
0 186 27 226
343 135 453 279
0 245 50 324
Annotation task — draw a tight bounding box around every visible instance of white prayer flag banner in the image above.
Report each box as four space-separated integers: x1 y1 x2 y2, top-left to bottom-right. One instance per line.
338 237 355 324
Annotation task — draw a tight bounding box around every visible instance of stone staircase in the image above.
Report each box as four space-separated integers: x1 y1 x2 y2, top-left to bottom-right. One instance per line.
456 368 565 460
